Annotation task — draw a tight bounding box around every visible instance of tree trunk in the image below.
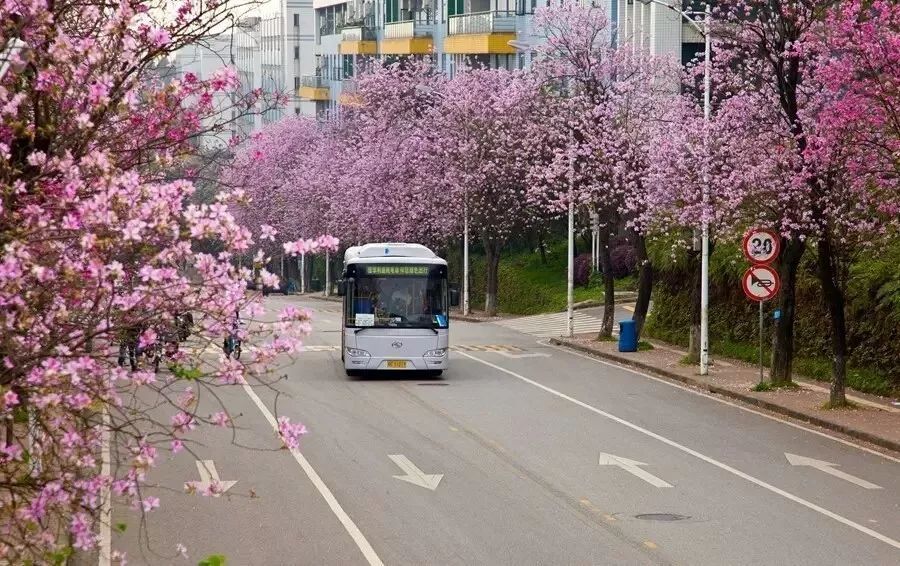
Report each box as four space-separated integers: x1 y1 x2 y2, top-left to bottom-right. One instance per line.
816 233 848 406
632 233 653 339
770 238 805 385
597 228 614 339
483 238 501 316
686 249 701 363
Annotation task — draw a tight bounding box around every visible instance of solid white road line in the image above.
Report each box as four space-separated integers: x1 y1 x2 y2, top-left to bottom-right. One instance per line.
99 409 111 566
542 340 900 465
241 382 385 566
456 351 900 551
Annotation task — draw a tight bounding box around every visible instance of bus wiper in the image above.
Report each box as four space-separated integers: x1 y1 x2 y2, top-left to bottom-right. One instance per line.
354 327 376 335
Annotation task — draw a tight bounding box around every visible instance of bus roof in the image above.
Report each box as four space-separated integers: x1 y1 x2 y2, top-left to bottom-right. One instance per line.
344 243 446 266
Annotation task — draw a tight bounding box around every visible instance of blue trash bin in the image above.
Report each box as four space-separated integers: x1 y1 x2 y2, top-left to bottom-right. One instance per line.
618 320 637 352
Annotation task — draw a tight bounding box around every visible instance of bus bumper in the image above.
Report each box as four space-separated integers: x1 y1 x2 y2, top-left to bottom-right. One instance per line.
344 354 448 371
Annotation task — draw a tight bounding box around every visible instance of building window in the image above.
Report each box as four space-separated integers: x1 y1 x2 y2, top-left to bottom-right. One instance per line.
294 46 300 60
293 13 299 26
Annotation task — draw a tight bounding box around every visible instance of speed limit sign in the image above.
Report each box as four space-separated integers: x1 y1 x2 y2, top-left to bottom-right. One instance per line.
742 228 780 265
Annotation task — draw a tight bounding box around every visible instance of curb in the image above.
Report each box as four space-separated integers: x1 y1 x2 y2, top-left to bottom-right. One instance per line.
304 294 341 303
549 338 900 454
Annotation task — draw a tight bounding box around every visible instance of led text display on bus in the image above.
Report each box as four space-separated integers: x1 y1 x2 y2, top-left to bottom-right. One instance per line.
362 265 430 277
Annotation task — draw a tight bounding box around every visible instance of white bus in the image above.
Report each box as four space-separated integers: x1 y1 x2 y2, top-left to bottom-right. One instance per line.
337 243 458 376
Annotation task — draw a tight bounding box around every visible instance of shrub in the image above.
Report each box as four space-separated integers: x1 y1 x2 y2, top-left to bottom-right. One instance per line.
574 253 592 286
610 243 637 278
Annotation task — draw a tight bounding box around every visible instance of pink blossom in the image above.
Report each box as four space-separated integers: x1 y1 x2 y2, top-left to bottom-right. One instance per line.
276 416 308 450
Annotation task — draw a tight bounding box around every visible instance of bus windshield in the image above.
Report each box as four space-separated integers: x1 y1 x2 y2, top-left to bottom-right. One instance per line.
345 264 448 329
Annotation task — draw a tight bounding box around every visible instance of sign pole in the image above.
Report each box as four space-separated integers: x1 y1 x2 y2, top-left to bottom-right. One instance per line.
759 300 764 386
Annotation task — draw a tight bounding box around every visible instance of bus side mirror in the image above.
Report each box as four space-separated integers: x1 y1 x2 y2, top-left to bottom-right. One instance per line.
337 280 346 296
449 286 460 307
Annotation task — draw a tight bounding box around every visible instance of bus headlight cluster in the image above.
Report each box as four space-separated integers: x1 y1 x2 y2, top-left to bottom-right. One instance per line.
423 349 447 358
346 348 370 358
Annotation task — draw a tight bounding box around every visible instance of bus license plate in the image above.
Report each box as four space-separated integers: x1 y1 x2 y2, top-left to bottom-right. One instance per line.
387 360 407 369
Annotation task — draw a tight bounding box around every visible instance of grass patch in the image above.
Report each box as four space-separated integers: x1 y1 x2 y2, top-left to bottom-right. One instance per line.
455 241 637 316
637 341 654 351
595 334 617 342
751 381 799 392
821 399 859 410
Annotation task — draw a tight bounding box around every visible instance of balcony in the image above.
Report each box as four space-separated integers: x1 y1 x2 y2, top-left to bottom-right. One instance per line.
340 25 377 55
298 75 330 101
382 16 435 55
445 11 517 54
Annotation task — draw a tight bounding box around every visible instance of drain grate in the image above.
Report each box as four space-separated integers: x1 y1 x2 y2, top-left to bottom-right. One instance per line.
635 513 690 522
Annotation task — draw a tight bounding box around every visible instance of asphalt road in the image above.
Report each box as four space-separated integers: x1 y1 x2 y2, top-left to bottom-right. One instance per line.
111 295 900 565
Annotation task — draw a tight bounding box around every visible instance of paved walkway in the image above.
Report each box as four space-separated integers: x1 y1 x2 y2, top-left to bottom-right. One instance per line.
494 311 611 338
552 335 900 453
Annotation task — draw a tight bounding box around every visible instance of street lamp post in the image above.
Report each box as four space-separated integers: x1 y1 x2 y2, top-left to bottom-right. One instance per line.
637 0 712 374
566 128 575 338
463 199 470 316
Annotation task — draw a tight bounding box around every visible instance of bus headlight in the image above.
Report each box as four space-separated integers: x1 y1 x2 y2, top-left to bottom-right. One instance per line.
346 348 370 358
423 349 447 358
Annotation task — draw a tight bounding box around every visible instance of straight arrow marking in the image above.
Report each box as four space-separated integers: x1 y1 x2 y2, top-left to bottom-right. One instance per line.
785 453 882 490
192 460 238 496
598 453 672 488
389 454 443 491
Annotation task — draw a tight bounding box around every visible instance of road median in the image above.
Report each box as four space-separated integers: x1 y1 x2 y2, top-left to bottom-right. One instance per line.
549 336 900 454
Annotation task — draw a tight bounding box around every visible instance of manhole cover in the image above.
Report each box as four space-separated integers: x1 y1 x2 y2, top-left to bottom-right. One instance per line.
635 513 690 522
417 383 448 386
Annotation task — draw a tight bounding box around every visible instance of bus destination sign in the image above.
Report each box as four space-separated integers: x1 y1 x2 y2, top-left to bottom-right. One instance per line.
364 265 429 277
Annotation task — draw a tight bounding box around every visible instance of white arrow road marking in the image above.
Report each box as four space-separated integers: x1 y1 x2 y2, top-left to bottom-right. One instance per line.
598 453 673 488
785 453 882 490
456 351 900 550
190 460 238 496
389 454 443 491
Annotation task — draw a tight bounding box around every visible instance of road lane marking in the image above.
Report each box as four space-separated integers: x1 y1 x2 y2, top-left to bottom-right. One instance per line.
541 340 900 465
188 460 238 495
598 453 672 488
456 351 900 551
785 453 882 490
388 455 443 490
241 382 384 566
99 409 111 566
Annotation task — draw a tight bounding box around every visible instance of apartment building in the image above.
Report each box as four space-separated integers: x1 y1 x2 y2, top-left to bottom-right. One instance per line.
259 0 320 121
300 0 705 116
174 26 263 148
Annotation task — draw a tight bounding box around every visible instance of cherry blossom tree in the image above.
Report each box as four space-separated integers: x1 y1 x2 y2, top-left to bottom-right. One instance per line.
436 67 544 316
0 0 334 561
655 0 900 402
527 3 681 337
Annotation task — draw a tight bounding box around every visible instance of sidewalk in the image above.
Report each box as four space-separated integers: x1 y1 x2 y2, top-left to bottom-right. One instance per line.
550 335 900 454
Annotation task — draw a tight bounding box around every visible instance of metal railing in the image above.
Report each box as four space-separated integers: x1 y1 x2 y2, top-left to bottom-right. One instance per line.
384 11 436 39
448 11 517 35
301 75 328 89
341 25 376 41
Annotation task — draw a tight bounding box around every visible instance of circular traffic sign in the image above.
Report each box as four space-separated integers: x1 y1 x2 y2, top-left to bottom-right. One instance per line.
742 228 780 265
742 265 780 302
